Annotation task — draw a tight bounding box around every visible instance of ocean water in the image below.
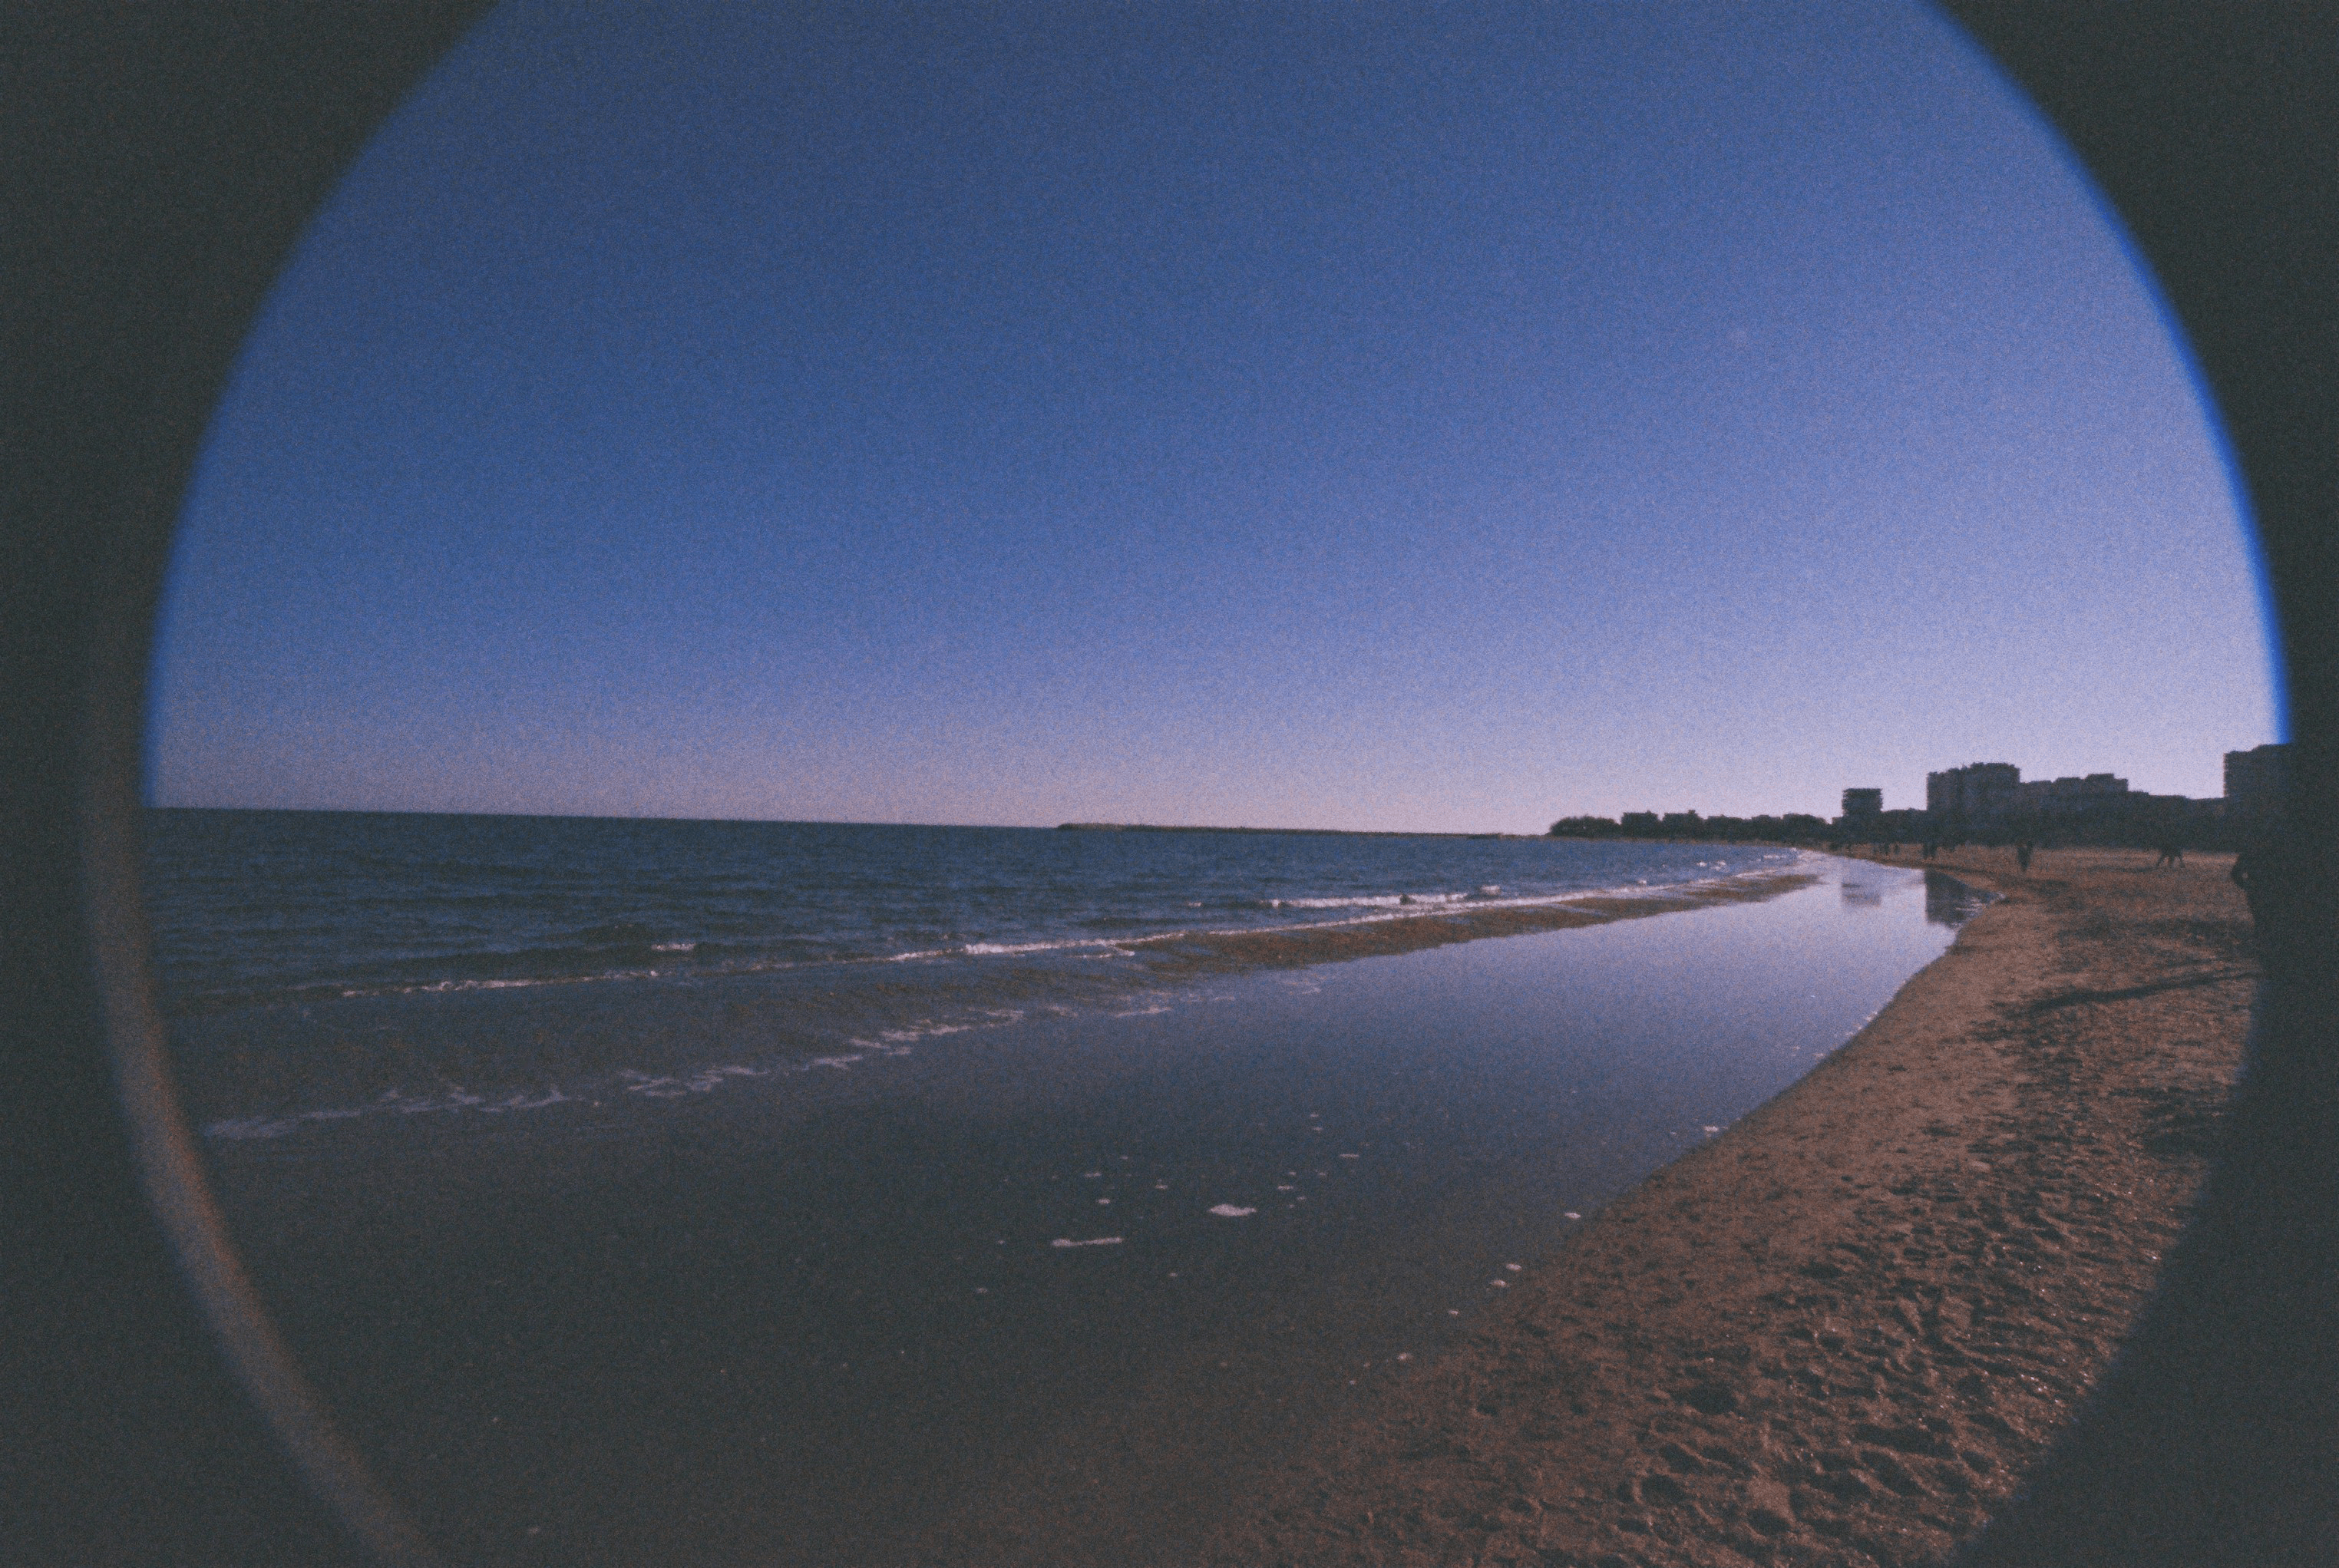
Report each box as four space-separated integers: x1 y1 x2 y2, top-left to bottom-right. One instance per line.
146 810 1803 1011
147 810 1984 1563
145 808 1809 1137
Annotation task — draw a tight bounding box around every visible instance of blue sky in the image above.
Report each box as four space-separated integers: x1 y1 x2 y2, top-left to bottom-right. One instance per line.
150 0 2279 830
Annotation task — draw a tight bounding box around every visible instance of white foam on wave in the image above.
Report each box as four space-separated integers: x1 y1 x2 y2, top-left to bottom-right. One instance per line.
201 1078 575 1141
873 1021 976 1045
1261 890 1475 910
306 853 1796 1008
1178 868 1796 949
482 1088 569 1112
959 936 1130 957
406 972 649 994
831 1015 1006 1062
619 1065 767 1097
1051 1236 1123 1248
1208 1203 1256 1218
883 935 1138 965
393 1086 482 1113
1235 852 1806 939
332 963 672 1002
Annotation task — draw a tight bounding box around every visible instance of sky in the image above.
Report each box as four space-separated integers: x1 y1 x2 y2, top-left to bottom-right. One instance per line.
148 0 2281 832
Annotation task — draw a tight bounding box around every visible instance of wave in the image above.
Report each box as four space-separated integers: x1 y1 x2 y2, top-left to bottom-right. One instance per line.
1260 891 1475 909
1126 866 1819 978
183 862 1823 1147
202 1081 576 1140
159 841 1812 1017
189 1005 1049 1141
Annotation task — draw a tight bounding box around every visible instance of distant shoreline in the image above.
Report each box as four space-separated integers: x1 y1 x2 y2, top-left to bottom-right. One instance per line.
149 804 1554 838
150 804 1849 847
1057 822 1844 847
1054 822 1528 839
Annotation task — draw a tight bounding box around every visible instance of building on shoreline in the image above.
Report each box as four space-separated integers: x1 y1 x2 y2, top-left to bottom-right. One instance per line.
1550 748 2269 847
2224 743 2292 827
1926 762 2020 823
1923 761 2220 842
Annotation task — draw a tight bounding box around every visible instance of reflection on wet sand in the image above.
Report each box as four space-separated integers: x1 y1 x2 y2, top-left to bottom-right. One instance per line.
1841 877 1886 908
1926 868 1994 927
200 860 1964 1566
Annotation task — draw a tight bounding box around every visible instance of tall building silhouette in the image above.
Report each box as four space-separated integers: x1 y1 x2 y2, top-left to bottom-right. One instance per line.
2224 743 2292 824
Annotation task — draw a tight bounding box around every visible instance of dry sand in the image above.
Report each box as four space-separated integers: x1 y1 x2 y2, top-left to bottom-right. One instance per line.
1193 847 2258 1568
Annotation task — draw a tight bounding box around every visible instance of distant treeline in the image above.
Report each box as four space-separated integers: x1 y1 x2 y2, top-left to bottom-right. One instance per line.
1550 804 2239 850
1548 810 1834 843
1059 823 1514 839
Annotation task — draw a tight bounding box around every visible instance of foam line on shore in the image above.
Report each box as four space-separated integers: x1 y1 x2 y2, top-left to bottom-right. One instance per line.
1128 867 1819 978
187 863 1825 1144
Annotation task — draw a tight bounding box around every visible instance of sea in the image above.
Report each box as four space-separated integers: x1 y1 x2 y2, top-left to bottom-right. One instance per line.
147 809 1987 1564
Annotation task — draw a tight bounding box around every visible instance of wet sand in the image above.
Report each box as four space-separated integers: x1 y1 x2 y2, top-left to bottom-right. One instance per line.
196 860 1929 1566
1196 848 2257 1567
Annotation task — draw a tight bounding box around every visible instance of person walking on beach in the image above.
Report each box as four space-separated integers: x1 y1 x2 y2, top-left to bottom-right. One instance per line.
2155 840 2185 868
2016 841 2033 873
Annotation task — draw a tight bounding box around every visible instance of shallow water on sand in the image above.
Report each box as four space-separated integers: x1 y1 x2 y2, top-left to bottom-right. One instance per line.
188 853 1975 1565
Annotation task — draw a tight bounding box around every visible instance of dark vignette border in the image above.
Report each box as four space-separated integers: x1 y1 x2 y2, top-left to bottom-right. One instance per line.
2 6 2329 1563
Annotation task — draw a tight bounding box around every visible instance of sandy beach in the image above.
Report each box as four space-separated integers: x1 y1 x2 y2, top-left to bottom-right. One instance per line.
180 843 2254 1567
1194 847 2257 1567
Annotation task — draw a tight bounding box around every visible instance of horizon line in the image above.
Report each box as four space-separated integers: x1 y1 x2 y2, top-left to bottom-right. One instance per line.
143 803 1541 838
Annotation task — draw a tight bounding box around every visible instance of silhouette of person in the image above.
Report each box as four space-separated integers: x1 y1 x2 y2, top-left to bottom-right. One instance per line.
2229 821 2337 987
2016 841 2033 872
2231 837 2267 927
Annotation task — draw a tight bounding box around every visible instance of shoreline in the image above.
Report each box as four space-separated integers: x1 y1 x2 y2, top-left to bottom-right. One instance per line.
174 863 1821 1135
199 857 1951 1568
1131 869 1819 979
1193 847 2256 1566
1057 823 1530 838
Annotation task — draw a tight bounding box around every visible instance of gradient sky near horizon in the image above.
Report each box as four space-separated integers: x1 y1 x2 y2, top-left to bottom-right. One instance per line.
149 0 2281 832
